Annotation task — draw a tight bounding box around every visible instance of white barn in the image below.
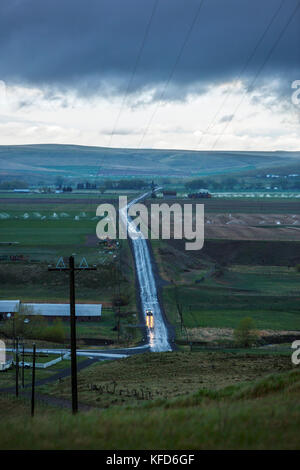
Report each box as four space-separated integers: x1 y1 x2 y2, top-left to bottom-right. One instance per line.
0 300 20 320
22 303 102 321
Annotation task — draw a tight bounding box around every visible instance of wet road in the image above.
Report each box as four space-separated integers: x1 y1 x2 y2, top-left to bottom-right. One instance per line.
122 191 172 352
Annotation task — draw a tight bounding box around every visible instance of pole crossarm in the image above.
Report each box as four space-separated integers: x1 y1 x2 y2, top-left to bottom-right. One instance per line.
48 267 97 272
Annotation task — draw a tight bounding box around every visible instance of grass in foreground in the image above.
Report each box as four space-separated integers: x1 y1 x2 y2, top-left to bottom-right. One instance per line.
1 368 300 449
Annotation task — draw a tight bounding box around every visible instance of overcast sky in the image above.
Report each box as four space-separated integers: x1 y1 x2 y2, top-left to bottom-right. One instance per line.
0 0 299 151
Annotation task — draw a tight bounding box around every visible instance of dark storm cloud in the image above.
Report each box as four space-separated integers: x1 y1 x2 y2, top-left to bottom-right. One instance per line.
0 0 299 99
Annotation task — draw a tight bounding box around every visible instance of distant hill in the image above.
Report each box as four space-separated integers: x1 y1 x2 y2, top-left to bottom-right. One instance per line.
0 144 299 181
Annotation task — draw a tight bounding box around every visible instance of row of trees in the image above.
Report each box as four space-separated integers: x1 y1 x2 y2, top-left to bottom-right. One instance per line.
185 177 240 191
77 182 97 190
0 310 65 343
185 176 300 191
101 179 148 190
59 178 149 192
0 179 28 189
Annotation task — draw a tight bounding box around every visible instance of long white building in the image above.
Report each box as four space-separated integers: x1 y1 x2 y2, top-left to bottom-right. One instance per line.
0 300 102 322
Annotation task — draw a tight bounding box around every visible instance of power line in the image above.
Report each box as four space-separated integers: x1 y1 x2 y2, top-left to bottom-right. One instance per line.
108 0 159 149
194 0 286 150
137 0 206 149
210 0 300 151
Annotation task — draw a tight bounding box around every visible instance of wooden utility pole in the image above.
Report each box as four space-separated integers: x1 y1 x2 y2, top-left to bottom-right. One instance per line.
12 317 15 352
15 337 19 397
48 256 97 414
69 255 78 413
31 343 36 417
172 281 184 332
22 343 25 388
117 307 121 344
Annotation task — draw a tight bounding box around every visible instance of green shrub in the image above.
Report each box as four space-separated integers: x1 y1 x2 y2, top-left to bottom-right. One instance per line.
43 319 65 343
234 317 258 347
0 311 65 344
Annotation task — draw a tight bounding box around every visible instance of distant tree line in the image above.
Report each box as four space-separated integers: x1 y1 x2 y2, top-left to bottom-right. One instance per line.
77 182 97 190
75 179 148 191
185 176 300 191
0 179 28 189
185 177 239 191
102 179 148 190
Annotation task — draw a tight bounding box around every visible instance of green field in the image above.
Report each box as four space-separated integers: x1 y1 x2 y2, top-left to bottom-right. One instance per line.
163 286 300 331
0 218 95 247
152 238 300 342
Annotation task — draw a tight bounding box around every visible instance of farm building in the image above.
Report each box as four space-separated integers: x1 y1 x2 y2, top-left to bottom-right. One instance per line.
13 189 30 193
188 190 212 199
0 301 102 321
162 190 177 198
22 303 102 321
0 300 20 320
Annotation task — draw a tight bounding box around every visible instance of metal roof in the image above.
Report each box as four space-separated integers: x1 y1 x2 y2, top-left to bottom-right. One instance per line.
22 303 102 317
0 300 20 313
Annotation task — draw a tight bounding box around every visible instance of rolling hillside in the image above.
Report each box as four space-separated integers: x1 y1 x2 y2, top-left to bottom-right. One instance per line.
0 144 299 180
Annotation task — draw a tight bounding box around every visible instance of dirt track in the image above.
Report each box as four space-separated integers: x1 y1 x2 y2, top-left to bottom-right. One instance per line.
204 213 300 240
188 199 300 214
205 226 300 241
148 198 300 214
205 213 300 225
